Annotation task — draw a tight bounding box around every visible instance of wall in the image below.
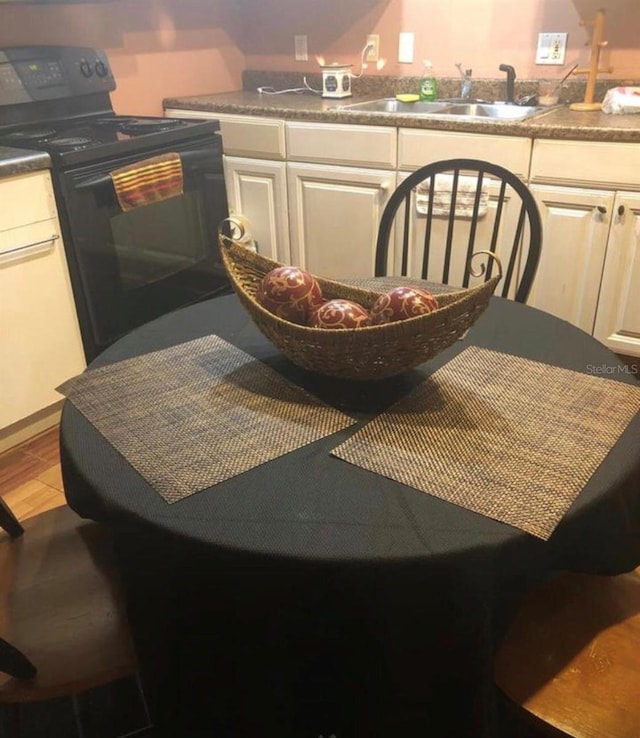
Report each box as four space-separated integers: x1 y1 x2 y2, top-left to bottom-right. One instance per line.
1 0 638 112
235 0 640 83
0 0 245 115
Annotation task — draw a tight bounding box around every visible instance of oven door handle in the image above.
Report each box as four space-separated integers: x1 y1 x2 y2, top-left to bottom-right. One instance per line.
73 149 219 192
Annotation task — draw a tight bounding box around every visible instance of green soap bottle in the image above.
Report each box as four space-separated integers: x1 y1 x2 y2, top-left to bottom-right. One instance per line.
419 60 437 101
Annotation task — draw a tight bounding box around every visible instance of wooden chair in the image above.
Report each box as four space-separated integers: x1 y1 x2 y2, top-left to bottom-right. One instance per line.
494 569 640 738
0 499 144 736
375 158 542 303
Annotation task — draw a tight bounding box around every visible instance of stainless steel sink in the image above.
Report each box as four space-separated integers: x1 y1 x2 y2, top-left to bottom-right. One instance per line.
335 98 547 121
442 103 544 120
335 99 452 115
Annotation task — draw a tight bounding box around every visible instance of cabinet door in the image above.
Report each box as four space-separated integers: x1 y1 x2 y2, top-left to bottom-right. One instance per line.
0 222 86 430
594 192 640 357
287 162 394 279
528 185 614 333
224 156 290 263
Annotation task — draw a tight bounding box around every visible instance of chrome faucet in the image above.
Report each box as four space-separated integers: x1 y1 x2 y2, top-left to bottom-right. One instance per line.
499 64 516 104
456 63 473 100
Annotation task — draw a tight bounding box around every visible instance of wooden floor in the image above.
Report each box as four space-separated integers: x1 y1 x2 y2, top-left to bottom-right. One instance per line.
0 426 65 520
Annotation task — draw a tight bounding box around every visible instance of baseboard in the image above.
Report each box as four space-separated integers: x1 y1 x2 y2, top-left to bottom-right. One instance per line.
0 402 63 454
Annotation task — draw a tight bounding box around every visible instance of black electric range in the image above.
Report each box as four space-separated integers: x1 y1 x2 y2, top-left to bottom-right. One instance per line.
0 46 230 362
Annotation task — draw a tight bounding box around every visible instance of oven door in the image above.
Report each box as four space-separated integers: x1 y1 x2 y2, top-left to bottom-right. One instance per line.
58 135 230 361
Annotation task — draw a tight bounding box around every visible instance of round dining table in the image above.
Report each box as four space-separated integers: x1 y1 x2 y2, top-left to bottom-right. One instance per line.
60 290 640 738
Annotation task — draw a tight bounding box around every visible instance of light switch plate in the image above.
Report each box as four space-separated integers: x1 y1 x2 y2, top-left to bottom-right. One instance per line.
398 32 414 64
535 33 568 65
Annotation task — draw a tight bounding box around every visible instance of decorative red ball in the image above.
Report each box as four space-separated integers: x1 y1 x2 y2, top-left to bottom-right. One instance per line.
308 299 371 329
370 286 438 325
256 266 323 325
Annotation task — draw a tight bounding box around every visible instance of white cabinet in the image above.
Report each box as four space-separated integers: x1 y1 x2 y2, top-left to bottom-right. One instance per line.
168 110 532 285
167 108 639 354
166 109 289 263
216 115 288 263
287 162 394 279
594 192 640 356
224 156 290 263
285 122 396 279
528 185 614 333
530 139 640 354
0 170 86 449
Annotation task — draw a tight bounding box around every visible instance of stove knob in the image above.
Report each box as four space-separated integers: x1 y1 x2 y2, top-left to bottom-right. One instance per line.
95 61 108 78
80 59 94 78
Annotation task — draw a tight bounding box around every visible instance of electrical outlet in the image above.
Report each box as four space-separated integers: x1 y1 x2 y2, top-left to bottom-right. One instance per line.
366 34 380 63
398 32 414 64
294 35 308 62
535 33 567 65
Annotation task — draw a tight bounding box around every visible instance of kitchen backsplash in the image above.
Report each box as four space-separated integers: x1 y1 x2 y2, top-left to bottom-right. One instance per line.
242 70 640 105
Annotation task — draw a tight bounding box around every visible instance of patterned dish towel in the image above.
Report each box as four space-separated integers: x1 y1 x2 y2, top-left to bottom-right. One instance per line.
416 174 489 218
110 152 183 212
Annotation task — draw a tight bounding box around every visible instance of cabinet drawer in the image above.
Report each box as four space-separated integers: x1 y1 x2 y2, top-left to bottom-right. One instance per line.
287 122 397 169
531 139 640 190
212 113 286 160
167 110 287 160
0 218 59 258
0 220 85 430
398 129 531 178
0 171 57 231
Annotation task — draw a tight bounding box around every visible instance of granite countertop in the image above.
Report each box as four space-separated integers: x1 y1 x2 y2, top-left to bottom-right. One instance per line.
0 146 51 178
163 90 640 144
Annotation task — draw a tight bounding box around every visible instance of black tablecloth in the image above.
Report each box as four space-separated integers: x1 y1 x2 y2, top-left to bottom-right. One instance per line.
60 294 640 738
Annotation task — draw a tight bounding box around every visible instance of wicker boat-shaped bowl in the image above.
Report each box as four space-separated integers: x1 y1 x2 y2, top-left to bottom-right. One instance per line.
218 229 502 381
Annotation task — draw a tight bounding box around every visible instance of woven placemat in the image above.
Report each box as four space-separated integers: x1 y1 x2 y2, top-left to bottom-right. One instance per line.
332 346 640 539
58 335 356 503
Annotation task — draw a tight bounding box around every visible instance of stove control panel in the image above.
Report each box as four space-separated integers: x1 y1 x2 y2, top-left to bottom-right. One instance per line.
0 46 115 106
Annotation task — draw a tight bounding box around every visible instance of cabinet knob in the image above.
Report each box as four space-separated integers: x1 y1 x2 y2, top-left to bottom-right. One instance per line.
618 204 625 216
597 205 607 214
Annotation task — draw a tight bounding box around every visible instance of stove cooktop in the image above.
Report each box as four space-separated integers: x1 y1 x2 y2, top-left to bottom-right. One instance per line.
0 114 220 167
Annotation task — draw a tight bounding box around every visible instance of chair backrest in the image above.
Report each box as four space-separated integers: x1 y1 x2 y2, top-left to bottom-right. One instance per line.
375 158 542 303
